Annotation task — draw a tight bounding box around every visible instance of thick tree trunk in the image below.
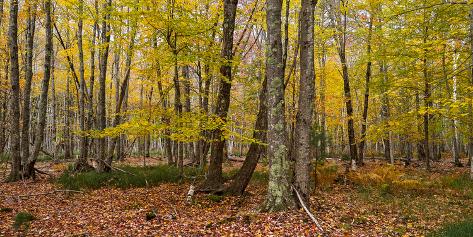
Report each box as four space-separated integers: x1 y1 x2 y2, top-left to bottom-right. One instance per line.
294 0 316 207
358 16 372 166
7 0 21 181
263 0 296 212
23 0 53 178
226 77 267 195
201 0 238 191
96 0 112 172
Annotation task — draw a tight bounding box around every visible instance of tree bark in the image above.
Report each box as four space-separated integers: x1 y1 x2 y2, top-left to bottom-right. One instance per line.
7 0 21 181
74 0 93 171
294 0 316 207
96 0 113 172
337 0 358 167
358 15 372 166
263 0 296 212
23 0 53 178
20 4 36 168
200 0 238 191
469 7 473 179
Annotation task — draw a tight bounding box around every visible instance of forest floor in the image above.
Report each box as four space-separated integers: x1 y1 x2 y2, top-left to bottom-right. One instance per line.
1 156 473 236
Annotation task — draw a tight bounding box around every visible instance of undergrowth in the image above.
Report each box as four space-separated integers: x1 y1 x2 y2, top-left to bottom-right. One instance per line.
429 218 473 237
58 165 203 190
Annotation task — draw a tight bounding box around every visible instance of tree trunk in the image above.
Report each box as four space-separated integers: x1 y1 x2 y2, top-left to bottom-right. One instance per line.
200 0 238 191
293 0 316 207
423 20 431 171
20 4 36 169
7 0 21 181
263 0 296 212
380 62 392 164
96 0 113 172
23 0 53 178
338 0 358 167
87 0 99 160
358 16 372 166
469 7 473 179
108 22 136 163
451 44 462 167
75 0 93 171
182 65 195 163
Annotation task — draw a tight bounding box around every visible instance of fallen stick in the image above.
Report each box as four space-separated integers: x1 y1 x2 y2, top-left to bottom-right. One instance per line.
186 184 195 205
291 185 324 233
1 189 83 200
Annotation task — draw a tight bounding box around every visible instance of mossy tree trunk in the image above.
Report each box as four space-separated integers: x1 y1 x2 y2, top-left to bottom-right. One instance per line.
7 0 21 181
263 0 296 212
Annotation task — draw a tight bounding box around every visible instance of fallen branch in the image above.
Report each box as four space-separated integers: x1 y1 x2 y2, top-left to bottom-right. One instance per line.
93 158 137 176
186 184 195 205
34 168 54 177
1 189 83 200
291 185 324 233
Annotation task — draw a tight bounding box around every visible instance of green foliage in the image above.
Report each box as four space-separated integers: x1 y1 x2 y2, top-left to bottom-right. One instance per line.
222 168 268 184
429 219 473 237
207 194 223 203
0 153 9 164
13 212 35 230
0 207 13 212
58 165 202 190
440 174 473 191
145 210 157 221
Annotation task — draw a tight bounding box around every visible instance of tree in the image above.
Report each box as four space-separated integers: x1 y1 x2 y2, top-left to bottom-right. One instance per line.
294 0 316 206
75 0 93 171
23 0 53 178
263 0 296 212
7 0 21 182
20 2 36 169
358 13 372 165
97 0 113 172
200 0 238 191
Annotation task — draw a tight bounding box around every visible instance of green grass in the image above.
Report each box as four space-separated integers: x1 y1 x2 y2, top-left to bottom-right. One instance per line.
13 212 35 230
429 219 473 237
440 174 473 190
57 165 203 190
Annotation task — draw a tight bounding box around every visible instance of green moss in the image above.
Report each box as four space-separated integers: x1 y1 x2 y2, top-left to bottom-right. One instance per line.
207 194 224 203
13 212 35 230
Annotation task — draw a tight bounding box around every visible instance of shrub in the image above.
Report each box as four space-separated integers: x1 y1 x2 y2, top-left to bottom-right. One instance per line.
13 212 35 230
439 174 473 190
315 163 339 189
429 219 473 237
207 194 223 203
349 165 430 195
58 165 202 190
